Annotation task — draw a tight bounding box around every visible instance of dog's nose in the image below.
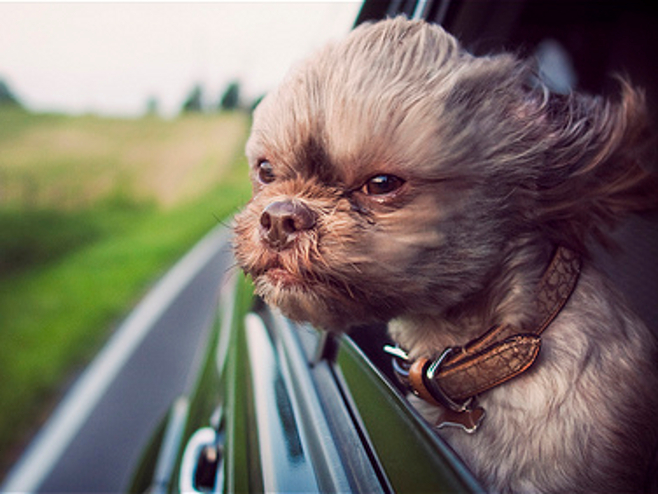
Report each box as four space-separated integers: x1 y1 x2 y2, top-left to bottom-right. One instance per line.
260 200 316 249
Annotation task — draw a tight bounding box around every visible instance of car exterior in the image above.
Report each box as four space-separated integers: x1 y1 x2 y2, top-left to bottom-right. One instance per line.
129 271 483 493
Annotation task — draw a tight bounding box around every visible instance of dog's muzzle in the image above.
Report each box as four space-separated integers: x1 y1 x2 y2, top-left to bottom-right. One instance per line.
259 200 316 250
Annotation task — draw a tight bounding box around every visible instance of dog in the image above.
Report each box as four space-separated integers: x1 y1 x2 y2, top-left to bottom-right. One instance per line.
234 17 658 493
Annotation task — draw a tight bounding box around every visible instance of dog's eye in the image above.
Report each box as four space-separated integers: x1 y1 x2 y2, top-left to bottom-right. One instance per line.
257 160 275 184
362 174 405 195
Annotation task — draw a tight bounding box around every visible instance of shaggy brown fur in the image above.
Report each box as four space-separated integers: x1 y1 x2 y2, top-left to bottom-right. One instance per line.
234 17 658 493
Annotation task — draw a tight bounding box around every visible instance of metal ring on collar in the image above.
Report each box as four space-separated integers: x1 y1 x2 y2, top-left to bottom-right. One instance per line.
425 347 474 413
384 344 411 377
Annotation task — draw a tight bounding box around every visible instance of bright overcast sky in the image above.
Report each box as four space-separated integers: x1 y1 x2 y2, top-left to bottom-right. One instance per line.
0 2 362 117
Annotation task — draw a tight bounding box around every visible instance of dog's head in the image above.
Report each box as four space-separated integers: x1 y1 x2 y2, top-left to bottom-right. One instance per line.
233 17 656 332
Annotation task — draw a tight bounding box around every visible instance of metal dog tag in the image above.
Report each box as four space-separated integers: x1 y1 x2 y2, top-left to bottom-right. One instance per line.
435 405 486 434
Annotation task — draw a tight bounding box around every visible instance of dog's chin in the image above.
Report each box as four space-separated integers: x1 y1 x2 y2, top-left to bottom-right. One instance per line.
251 268 387 332
259 267 307 290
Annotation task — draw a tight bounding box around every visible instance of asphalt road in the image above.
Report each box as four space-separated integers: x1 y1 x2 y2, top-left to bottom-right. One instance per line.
2 225 235 493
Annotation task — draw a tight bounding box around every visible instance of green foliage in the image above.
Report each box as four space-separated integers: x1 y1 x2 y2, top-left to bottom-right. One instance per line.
220 81 241 111
0 110 251 476
0 111 247 211
0 209 102 276
0 78 22 108
250 94 266 113
145 96 160 116
181 84 204 113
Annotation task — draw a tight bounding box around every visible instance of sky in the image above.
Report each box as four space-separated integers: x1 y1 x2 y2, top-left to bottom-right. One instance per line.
0 2 362 117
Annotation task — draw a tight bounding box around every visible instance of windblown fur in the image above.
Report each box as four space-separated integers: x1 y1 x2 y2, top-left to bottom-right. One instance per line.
234 17 658 493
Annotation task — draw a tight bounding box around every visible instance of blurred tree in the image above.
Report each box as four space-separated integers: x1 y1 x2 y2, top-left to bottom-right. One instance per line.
250 94 266 113
145 96 159 116
219 81 241 111
0 78 23 108
181 84 204 113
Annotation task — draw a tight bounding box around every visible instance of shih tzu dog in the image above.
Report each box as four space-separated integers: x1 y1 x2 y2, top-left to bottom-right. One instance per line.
234 17 658 493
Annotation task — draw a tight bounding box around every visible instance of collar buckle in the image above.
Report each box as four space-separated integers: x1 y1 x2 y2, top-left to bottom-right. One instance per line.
425 347 474 413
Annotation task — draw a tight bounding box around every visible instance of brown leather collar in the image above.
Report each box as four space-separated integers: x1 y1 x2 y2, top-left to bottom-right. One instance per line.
386 246 582 432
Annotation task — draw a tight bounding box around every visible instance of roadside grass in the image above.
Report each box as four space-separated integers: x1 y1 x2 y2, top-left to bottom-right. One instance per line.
0 108 251 476
0 108 248 210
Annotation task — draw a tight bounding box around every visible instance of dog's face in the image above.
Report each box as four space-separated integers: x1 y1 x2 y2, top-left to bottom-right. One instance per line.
233 18 655 332
234 18 520 331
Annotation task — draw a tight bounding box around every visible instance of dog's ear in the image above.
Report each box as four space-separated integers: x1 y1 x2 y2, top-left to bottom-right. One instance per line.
532 79 658 253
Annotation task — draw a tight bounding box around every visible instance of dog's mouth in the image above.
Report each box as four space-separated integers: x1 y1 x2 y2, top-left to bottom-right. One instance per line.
250 250 357 299
251 256 313 290
261 265 306 289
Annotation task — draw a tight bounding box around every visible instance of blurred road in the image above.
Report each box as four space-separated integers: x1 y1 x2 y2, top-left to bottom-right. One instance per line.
2 225 234 493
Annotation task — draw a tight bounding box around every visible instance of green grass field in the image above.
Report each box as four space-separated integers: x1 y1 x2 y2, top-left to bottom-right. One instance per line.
0 108 252 475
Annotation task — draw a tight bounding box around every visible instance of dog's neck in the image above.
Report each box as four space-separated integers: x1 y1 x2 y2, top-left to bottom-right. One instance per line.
389 239 556 360
387 243 582 430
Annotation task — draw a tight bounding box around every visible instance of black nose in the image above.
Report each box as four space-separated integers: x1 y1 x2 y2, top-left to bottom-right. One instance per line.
260 200 316 249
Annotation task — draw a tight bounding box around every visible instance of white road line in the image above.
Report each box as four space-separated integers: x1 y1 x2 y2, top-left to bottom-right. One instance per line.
1 224 231 494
